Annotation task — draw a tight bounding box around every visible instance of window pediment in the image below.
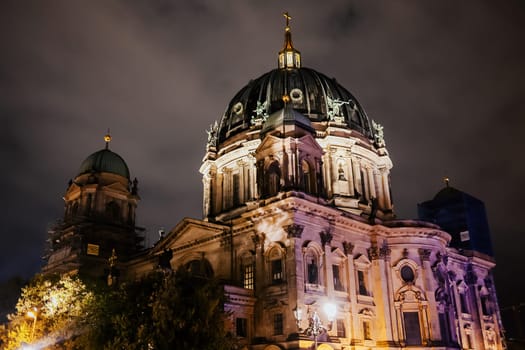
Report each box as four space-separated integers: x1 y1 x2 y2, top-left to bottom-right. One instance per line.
395 284 426 303
354 253 371 268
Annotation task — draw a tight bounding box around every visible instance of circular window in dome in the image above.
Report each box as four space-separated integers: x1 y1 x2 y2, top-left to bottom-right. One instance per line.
232 102 243 115
400 265 415 283
290 88 303 103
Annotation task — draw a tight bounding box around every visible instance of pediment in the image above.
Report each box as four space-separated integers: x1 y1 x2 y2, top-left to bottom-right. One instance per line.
354 253 371 266
152 218 228 254
395 284 427 302
256 133 323 156
331 247 346 258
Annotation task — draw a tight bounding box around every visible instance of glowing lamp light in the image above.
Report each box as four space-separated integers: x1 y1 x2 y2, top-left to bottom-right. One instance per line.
293 306 303 321
293 306 303 330
323 302 337 321
27 307 38 341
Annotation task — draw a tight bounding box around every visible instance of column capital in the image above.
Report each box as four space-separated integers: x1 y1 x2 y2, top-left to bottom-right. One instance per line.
320 230 333 247
419 248 432 262
342 241 354 255
284 224 304 238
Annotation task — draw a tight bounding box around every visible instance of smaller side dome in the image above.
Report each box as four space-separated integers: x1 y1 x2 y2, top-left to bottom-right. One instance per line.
78 149 130 179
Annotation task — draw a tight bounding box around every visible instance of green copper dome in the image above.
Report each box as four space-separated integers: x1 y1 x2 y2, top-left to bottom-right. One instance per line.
78 149 130 179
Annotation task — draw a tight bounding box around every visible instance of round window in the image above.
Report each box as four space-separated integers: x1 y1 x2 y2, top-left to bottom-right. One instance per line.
290 88 303 103
232 102 243 115
400 265 415 283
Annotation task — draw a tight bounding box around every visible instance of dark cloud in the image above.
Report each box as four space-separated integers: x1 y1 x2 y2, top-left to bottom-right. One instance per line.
1 0 524 307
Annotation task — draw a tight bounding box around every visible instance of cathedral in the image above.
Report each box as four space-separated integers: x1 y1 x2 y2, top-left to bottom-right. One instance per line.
42 14 504 350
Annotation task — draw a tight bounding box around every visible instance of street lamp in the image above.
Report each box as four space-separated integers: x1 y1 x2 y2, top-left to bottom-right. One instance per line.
294 302 337 349
27 307 38 342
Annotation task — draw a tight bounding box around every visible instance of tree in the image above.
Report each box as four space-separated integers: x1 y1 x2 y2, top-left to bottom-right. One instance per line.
0 274 94 350
1 269 237 349
75 269 236 349
148 268 236 350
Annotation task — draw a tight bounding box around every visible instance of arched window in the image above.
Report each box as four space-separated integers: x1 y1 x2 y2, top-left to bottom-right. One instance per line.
360 169 368 200
85 194 92 215
306 250 318 284
455 280 471 319
301 160 313 194
459 289 470 314
266 161 281 197
479 286 491 316
303 242 323 292
183 258 213 278
232 173 241 207
338 162 347 181
106 201 120 221
267 245 285 284
436 287 452 344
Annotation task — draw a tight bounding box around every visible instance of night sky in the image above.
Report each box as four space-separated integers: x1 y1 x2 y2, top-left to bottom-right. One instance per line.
1 1 524 307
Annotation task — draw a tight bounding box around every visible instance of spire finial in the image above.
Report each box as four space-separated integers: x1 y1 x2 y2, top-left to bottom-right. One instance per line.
278 12 301 69
443 177 450 187
104 129 112 149
284 11 291 30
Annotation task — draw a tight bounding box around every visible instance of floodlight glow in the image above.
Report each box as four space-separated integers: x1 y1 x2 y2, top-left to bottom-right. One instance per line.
323 302 337 321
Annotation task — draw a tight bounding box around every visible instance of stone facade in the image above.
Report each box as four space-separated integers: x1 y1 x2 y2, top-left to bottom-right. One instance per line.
41 17 504 350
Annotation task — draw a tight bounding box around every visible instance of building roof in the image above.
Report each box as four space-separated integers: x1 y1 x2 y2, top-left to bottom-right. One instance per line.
216 67 373 145
77 148 130 179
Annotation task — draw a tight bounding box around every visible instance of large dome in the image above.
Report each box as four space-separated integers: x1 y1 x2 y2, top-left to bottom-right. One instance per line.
201 15 393 221
78 148 130 179
217 67 373 145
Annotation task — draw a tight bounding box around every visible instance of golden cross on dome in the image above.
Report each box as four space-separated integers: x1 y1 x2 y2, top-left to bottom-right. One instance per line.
283 12 291 29
443 177 450 187
104 128 112 149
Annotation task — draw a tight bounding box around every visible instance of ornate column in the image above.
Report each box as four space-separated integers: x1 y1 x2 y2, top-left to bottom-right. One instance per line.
285 223 304 329
381 245 397 345
368 244 392 345
323 151 333 197
202 175 211 217
283 224 304 333
216 170 223 213
419 248 435 346
222 168 232 209
367 166 376 199
352 158 362 197
237 160 246 203
381 169 392 210
250 158 258 200
343 241 359 344
252 232 266 339
347 157 355 196
373 170 384 208
466 265 483 350
320 229 333 290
